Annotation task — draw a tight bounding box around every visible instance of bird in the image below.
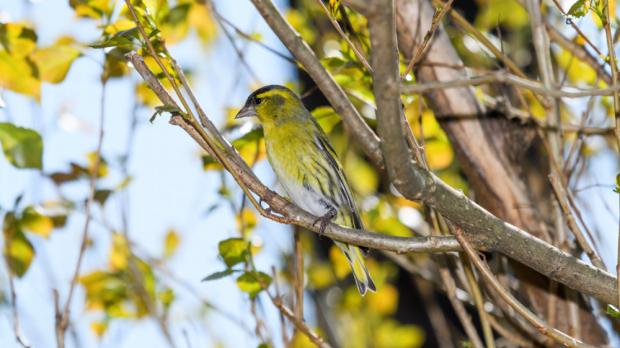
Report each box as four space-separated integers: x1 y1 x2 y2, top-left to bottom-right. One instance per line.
236 85 376 295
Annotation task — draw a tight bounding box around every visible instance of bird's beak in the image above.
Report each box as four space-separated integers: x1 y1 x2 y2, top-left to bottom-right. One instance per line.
235 104 256 119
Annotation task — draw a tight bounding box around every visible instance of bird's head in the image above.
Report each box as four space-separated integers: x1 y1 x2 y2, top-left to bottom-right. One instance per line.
235 85 306 126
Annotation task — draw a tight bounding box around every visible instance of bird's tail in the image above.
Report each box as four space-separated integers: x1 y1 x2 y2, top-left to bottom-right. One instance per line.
335 241 376 295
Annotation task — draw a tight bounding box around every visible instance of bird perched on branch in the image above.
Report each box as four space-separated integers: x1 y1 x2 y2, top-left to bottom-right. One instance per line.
236 85 376 295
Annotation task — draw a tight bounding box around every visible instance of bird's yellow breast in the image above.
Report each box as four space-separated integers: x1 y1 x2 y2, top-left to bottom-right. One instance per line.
263 119 317 185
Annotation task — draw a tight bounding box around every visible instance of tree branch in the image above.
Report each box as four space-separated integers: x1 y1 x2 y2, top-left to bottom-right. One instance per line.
402 70 620 98
367 0 427 201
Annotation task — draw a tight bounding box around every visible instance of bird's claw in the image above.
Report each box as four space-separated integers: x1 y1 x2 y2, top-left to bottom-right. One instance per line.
312 208 337 237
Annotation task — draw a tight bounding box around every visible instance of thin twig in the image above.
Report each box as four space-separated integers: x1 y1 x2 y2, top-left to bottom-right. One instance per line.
293 230 304 320
480 94 613 136
270 295 332 348
452 226 595 348
56 78 107 348
210 3 295 64
486 315 534 348
401 0 453 79
549 174 606 270
314 0 373 72
210 2 261 84
8 274 30 348
401 70 620 99
462 259 495 348
271 266 289 346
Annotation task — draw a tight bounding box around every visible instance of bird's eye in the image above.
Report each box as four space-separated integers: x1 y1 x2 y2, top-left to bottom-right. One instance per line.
255 98 263 105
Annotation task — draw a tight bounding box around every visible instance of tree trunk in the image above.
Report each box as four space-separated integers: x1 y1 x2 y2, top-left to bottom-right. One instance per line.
394 0 608 344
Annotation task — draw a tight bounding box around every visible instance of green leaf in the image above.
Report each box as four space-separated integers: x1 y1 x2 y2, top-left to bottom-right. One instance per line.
3 212 35 277
237 272 272 297
236 271 272 298
94 189 113 206
90 27 139 49
202 269 236 281
150 104 183 123
0 123 43 169
218 238 249 267
568 0 589 17
607 304 620 318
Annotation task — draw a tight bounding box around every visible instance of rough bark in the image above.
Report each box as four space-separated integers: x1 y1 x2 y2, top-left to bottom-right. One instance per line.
394 0 608 344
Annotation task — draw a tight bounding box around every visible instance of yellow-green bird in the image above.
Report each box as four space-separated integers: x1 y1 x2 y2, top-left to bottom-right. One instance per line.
236 85 376 295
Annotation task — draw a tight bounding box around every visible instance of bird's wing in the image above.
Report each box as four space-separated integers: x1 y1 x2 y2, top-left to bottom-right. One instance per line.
310 119 364 232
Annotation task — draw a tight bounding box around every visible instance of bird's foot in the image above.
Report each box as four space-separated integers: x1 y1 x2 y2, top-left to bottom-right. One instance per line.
312 208 337 237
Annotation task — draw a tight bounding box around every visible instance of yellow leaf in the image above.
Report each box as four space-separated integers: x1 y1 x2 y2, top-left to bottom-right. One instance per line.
0 22 38 58
0 52 41 100
158 287 175 308
90 321 108 338
189 3 217 45
475 0 528 30
286 9 316 45
160 4 191 44
329 245 351 279
236 208 257 233
344 152 378 195
70 0 114 19
424 139 454 170
109 233 129 270
136 81 162 107
87 151 108 177
375 320 425 348
163 229 180 258
308 262 335 289
555 48 597 85
20 206 54 238
290 330 318 348
103 19 136 36
367 284 398 315
30 44 81 83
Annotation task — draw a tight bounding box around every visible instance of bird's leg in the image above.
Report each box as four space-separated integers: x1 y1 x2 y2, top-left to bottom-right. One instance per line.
312 207 337 237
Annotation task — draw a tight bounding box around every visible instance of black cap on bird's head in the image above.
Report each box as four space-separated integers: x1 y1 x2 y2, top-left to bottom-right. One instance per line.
235 85 300 120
